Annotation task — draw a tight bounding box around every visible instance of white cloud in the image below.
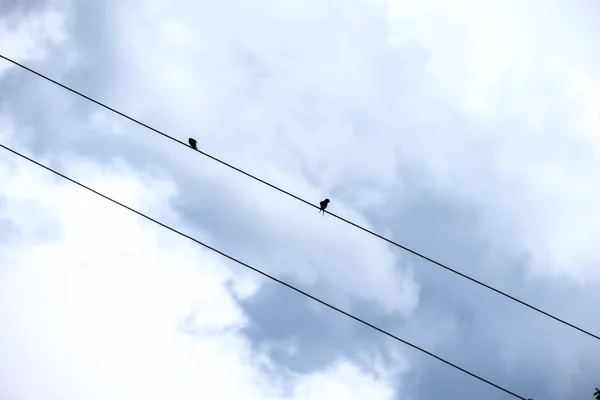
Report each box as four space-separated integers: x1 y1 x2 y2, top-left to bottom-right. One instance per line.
0 136 402 400
101 0 600 286
381 0 600 282
292 362 395 399
0 2 69 77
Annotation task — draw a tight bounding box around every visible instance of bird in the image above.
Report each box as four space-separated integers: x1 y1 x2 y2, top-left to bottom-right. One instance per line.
188 137 198 150
319 198 330 215
594 388 600 400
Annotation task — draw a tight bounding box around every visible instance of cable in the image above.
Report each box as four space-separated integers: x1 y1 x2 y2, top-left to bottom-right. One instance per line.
1 54 598 343
0 142 527 400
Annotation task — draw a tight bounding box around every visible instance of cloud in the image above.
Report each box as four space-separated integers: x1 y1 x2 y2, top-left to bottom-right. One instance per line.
2 0 600 398
101 0 600 282
17 0 421 316
376 0 600 282
0 0 69 77
0 135 401 400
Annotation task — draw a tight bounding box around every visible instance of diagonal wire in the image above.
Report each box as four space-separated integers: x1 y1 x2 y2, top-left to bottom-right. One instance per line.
1 54 598 342
0 141 527 400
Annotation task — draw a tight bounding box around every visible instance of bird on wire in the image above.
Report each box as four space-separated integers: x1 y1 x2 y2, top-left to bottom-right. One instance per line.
319 198 330 215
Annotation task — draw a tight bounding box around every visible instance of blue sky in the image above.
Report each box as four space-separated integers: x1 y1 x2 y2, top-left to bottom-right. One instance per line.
1 0 599 399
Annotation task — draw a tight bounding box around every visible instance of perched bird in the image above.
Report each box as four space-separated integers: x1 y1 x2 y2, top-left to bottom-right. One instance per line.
319 198 330 215
188 137 198 150
594 388 600 400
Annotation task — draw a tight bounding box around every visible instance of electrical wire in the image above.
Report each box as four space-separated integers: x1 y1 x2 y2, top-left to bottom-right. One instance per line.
1 54 598 343
0 141 527 399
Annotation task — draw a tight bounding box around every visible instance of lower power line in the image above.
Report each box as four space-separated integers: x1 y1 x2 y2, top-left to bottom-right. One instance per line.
0 142 528 400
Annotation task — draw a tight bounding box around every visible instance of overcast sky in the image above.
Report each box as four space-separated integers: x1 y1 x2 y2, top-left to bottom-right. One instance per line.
1 0 599 399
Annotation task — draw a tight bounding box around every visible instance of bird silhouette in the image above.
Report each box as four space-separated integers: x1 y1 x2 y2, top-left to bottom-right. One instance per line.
319 198 330 215
188 138 198 150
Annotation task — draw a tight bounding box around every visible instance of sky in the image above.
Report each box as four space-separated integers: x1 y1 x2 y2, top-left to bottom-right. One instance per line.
0 0 599 399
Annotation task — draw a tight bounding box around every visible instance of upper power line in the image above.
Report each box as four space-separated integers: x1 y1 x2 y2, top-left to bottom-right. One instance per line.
0 142 528 400
1 54 598 342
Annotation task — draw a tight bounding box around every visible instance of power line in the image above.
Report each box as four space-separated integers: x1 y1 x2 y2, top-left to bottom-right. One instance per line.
0 142 527 400
1 54 598 343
